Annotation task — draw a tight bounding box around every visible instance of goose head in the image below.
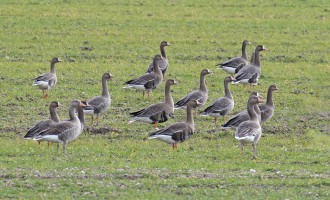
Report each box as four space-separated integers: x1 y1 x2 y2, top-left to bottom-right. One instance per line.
269 85 278 91
166 79 178 86
51 58 62 63
103 72 114 81
249 95 265 105
161 41 171 47
201 69 212 75
256 45 268 52
50 101 61 108
243 40 252 45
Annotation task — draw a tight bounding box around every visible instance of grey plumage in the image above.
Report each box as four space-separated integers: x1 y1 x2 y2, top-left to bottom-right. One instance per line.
83 73 113 126
175 69 212 109
201 76 234 125
129 79 177 128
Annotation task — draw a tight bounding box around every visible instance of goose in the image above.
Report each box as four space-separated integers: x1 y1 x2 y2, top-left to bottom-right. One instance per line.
24 101 61 146
235 95 264 159
217 40 252 75
33 100 86 154
259 85 278 122
201 76 235 126
129 79 177 129
146 41 171 76
148 100 201 149
32 58 62 98
83 72 113 126
124 55 163 98
221 92 262 130
233 45 267 85
175 69 212 109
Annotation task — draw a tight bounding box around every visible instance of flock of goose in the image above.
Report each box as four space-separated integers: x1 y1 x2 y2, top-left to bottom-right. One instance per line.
24 40 277 159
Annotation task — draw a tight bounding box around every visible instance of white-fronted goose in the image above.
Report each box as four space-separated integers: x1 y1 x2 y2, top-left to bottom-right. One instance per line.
221 92 261 130
235 95 264 159
201 76 235 126
124 55 163 98
32 58 62 99
24 101 61 145
129 79 177 129
146 41 170 76
83 72 113 126
217 40 251 74
233 45 267 85
259 85 278 122
175 69 212 109
33 100 86 154
148 100 201 149
234 52 255 74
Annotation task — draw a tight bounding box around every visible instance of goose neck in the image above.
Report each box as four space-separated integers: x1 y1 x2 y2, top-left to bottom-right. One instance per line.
186 104 194 125
160 45 166 58
101 78 110 97
254 48 261 67
266 88 274 107
164 83 174 105
199 73 207 92
50 62 56 73
49 107 60 123
224 79 233 99
241 42 248 60
247 101 258 122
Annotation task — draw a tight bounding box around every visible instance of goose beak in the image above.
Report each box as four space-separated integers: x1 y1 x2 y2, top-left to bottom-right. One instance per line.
257 97 265 104
79 102 87 108
58 58 62 62
167 42 171 46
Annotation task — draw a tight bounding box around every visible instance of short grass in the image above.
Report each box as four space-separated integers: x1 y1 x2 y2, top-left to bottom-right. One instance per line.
0 0 329 199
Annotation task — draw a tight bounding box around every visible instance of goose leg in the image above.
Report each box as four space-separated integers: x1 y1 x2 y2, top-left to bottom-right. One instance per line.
153 122 158 129
142 91 145 98
240 143 244 155
63 142 67 155
43 90 49 99
48 142 51 148
38 141 41 145
214 117 218 126
91 115 94 126
57 143 60 153
96 115 99 126
252 143 257 159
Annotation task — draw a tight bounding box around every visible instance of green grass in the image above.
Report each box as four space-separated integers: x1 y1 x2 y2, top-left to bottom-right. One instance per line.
0 0 329 199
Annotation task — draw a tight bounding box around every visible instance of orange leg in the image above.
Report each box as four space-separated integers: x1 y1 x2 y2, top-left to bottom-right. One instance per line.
214 117 218 126
153 122 158 129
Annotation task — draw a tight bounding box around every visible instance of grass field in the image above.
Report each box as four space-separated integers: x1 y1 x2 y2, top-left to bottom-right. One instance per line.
0 0 329 199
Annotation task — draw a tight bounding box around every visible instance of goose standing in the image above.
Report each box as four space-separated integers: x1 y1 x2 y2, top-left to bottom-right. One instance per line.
201 76 235 126
24 101 61 146
235 95 264 159
129 79 177 129
217 40 251 75
259 85 278 122
175 69 212 110
32 58 62 98
221 92 261 130
33 100 86 154
83 72 113 126
148 100 201 149
124 55 163 98
146 41 171 76
233 45 267 86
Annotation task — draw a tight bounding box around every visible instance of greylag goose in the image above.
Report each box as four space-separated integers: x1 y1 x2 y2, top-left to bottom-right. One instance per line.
201 76 235 126
146 41 171 76
148 100 201 149
24 101 60 145
221 92 261 130
83 72 113 126
33 100 86 154
235 95 264 159
124 55 163 98
175 69 212 109
259 85 278 122
129 79 177 129
217 40 251 75
32 58 62 99
233 45 267 85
